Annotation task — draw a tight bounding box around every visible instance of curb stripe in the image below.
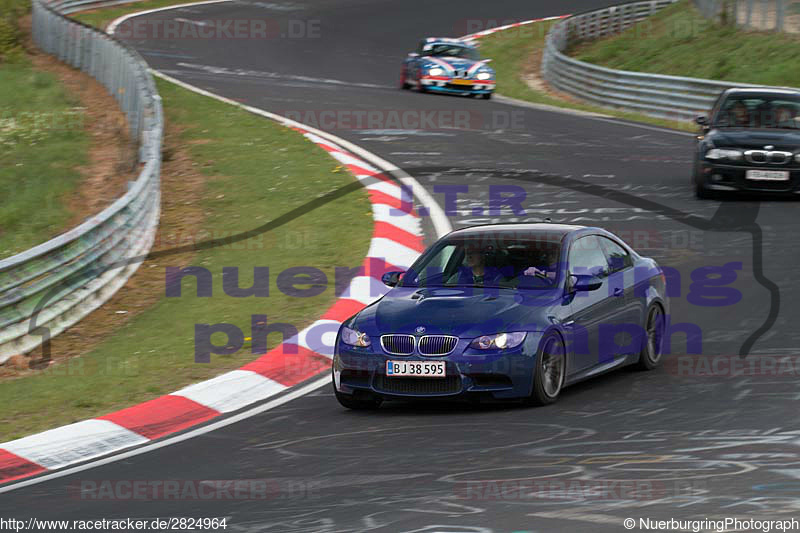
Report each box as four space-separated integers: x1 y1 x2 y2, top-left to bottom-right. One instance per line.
373 221 424 252
98 395 220 440
242 345 332 386
0 451 46 483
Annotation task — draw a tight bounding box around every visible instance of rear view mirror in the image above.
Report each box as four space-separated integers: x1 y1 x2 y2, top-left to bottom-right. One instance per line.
570 274 602 292
695 115 709 126
382 271 404 287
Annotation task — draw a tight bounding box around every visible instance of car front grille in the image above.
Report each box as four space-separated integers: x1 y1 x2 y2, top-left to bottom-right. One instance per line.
745 150 793 164
418 335 458 356
380 335 415 355
374 375 462 395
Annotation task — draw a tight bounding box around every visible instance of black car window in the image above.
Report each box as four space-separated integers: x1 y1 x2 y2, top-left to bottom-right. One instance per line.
598 237 633 273
713 94 800 129
400 232 562 289
421 44 480 60
568 236 608 278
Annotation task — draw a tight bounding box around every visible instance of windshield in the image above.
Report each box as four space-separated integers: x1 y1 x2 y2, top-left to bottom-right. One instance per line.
713 94 800 129
400 233 563 289
422 44 480 60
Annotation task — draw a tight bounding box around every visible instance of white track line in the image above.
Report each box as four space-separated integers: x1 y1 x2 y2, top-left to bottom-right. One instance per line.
106 0 233 34
0 377 329 494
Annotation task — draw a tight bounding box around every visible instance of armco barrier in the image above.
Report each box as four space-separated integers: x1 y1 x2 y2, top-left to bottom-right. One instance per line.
540 0 771 121
0 1 162 364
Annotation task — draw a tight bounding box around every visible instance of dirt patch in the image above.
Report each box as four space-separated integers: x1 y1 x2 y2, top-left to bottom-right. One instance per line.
2 19 206 376
520 41 589 106
20 14 138 225
1 119 205 378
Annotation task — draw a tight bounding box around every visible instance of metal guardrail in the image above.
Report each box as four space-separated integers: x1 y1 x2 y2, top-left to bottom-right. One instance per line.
0 0 162 364
540 0 771 121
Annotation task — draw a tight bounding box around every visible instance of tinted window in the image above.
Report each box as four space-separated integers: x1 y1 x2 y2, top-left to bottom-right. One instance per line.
713 94 800 129
421 44 480 60
568 236 608 278
401 231 562 289
599 237 632 273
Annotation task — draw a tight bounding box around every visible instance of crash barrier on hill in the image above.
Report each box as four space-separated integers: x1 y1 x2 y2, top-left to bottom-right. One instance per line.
0 0 162 364
540 0 768 121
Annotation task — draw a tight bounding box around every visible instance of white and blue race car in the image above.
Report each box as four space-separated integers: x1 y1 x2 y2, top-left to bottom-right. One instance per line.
400 37 496 99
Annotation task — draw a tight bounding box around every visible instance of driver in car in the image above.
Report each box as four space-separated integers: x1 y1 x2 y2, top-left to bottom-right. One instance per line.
728 100 750 126
448 245 505 286
775 105 797 128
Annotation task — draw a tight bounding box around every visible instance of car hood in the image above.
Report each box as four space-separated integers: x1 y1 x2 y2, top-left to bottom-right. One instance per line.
353 286 561 338
423 57 490 72
708 128 800 151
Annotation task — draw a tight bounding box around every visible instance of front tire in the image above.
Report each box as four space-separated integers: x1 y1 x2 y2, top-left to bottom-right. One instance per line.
333 379 382 410
637 304 665 370
693 167 713 199
400 69 411 90
528 333 566 405
481 92 492 100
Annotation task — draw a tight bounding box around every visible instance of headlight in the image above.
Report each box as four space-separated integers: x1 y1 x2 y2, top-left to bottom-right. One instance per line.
469 332 526 350
476 72 492 80
428 67 444 76
705 148 743 161
341 326 371 347
795 153 800 163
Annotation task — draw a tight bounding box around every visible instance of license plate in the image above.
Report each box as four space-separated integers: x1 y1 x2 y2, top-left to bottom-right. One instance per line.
386 360 446 378
450 79 473 86
746 170 790 181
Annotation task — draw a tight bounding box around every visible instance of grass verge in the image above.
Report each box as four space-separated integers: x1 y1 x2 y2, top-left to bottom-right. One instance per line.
570 0 800 87
0 65 372 440
72 0 194 29
475 19 692 132
0 59 89 258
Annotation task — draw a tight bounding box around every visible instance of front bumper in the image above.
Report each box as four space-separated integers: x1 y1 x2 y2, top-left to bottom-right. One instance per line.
333 338 539 401
420 77 495 95
697 161 800 193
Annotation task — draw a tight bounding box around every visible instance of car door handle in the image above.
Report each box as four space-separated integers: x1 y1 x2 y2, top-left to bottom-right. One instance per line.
613 287 624 297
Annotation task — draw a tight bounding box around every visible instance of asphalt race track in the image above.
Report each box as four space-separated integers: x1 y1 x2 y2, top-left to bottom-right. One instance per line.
4 1 800 531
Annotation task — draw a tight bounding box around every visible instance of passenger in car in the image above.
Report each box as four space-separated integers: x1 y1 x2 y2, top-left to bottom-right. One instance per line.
728 100 750 127
775 105 797 128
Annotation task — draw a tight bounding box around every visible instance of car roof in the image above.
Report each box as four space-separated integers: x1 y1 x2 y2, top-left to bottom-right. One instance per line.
423 37 474 47
446 223 587 238
724 87 800 96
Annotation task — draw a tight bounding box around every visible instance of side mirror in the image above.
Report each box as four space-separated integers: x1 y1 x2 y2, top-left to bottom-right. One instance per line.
695 115 709 127
570 274 602 292
381 271 404 287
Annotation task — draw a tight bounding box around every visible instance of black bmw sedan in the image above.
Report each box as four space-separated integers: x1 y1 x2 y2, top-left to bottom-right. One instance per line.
693 88 800 198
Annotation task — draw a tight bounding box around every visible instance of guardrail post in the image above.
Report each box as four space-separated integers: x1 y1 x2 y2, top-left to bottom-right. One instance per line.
776 0 785 30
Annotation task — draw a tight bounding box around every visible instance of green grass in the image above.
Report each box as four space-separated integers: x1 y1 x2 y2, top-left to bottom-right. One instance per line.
0 77 372 441
476 20 692 131
73 0 190 29
0 60 89 259
571 0 800 86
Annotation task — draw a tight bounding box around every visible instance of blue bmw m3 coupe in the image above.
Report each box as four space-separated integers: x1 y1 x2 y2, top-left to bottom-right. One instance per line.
332 223 668 409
